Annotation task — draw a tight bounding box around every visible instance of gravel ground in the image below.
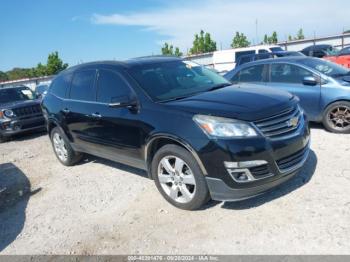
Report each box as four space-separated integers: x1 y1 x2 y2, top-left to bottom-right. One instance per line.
0 125 350 255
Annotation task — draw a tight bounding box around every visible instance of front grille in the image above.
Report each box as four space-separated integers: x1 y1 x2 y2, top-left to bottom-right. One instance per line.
22 120 45 130
276 145 309 173
254 106 302 138
13 105 42 117
248 164 270 178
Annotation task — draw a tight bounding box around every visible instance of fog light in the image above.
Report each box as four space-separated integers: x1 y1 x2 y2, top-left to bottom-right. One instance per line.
234 172 249 181
224 160 267 169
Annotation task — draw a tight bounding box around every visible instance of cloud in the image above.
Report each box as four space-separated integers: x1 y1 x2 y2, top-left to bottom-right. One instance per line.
91 0 350 50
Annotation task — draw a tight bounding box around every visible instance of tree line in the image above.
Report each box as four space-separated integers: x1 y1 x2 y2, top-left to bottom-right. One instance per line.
161 28 307 56
0 51 68 82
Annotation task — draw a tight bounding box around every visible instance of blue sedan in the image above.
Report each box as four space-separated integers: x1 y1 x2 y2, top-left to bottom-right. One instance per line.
224 57 350 133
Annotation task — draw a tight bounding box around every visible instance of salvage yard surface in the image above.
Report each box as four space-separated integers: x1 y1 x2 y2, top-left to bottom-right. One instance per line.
0 125 350 254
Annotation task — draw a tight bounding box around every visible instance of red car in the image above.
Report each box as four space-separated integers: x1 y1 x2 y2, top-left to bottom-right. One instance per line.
324 46 350 68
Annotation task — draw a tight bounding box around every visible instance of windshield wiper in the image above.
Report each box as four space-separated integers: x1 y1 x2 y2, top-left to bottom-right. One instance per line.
159 92 202 103
206 83 232 92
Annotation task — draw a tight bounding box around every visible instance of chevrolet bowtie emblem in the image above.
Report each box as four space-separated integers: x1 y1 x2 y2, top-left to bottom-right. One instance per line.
287 117 299 127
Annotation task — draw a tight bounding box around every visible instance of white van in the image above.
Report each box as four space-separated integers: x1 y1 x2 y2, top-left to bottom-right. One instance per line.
212 45 284 73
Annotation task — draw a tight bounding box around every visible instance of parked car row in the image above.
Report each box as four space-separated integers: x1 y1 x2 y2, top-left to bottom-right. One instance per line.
301 44 350 68
224 56 350 133
210 44 350 75
2 55 348 210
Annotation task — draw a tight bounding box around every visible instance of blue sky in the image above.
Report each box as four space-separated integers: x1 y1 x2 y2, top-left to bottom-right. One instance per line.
0 0 349 71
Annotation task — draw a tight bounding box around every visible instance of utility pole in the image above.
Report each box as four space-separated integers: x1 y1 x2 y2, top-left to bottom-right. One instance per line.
255 19 258 45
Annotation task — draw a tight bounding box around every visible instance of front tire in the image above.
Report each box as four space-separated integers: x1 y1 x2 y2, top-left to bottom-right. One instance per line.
50 127 83 166
322 101 350 134
151 144 210 210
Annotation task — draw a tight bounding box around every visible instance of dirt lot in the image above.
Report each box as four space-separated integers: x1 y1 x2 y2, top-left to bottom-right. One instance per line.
0 125 350 255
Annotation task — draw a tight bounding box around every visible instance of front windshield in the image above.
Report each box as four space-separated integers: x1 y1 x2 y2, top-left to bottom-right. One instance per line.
128 60 231 102
0 87 36 104
299 58 350 77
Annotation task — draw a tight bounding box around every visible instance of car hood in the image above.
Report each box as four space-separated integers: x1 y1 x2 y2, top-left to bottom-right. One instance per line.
0 99 41 109
165 84 297 121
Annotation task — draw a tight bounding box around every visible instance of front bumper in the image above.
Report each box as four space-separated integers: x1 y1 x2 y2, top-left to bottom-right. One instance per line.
0 116 46 136
196 115 310 201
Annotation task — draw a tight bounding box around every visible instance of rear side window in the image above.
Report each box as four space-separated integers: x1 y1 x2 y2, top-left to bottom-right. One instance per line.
49 73 72 98
270 63 313 84
70 70 96 101
258 49 269 54
96 69 132 103
235 50 255 62
239 65 265 83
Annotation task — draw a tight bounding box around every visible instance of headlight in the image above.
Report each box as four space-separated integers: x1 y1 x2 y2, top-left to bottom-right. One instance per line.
193 115 258 138
3 109 14 118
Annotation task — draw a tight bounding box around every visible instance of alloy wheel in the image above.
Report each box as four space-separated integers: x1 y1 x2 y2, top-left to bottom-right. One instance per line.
53 133 68 162
328 105 350 131
157 156 196 204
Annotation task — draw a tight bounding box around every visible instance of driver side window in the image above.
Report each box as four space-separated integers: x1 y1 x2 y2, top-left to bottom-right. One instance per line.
270 63 314 84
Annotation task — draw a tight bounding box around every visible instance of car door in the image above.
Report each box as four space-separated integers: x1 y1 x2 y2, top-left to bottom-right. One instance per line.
90 68 145 168
267 62 321 120
63 69 98 151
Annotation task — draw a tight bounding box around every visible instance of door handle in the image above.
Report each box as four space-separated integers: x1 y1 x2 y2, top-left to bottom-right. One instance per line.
62 108 70 114
91 113 102 118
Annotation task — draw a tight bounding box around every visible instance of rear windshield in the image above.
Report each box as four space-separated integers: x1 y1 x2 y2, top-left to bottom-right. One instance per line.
270 47 284 52
299 58 350 77
0 87 36 104
127 60 230 102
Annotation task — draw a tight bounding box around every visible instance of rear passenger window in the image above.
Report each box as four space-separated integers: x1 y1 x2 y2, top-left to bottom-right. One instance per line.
270 63 313 84
258 49 269 54
96 69 132 103
49 73 72 98
239 65 265 83
70 70 96 101
235 50 255 62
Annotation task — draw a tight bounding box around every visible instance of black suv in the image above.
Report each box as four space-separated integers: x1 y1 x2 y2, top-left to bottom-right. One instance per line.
0 86 45 142
42 57 310 210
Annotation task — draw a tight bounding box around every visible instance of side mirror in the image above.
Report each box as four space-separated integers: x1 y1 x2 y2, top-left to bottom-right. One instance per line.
303 76 318 86
108 95 139 109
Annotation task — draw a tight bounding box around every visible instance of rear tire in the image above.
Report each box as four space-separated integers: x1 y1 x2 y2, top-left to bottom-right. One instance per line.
151 144 210 210
322 101 350 134
50 127 83 166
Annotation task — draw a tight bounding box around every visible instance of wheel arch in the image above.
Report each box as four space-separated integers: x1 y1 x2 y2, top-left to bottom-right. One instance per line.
323 99 350 112
145 134 208 179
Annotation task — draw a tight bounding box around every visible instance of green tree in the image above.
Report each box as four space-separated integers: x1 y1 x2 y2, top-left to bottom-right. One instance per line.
161 42 174 55
0 71 8 82
231 31 250 48
34 63 48 77
271 31 278 44
46 51 68 75
190 30 217 54
4 51 68 81
263 32 278 44
174 47 183 57
288 35 293 41
296 28 305 40
161 42 183 56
